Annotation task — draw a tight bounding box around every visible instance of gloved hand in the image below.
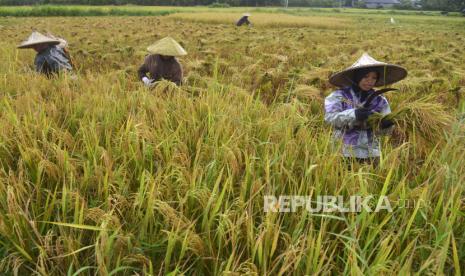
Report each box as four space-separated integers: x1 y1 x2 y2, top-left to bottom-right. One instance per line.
142 77 154 86
380 118 395 129
355 107 373 121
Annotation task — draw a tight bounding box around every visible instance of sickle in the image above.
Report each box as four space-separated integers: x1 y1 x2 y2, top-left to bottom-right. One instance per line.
363 88 398 108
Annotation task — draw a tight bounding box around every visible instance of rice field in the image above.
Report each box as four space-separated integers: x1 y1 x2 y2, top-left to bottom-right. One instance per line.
0 8 464 275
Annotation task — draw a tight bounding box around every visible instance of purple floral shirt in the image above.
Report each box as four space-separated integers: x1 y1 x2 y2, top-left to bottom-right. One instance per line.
324 87 392 158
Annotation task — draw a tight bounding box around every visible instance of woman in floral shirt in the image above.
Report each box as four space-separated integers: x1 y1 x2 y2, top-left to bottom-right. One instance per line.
325 53 407 164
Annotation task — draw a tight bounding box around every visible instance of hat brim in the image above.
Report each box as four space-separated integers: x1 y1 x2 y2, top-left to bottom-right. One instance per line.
329 64 407 87
146 36 187 57
146 46 187 56
17 40 60 49
146 49 187 56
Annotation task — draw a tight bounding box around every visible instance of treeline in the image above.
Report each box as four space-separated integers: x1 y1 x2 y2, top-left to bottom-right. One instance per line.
0 6 175 16
415 0 464 11
0 0 464 11
2 0 289 6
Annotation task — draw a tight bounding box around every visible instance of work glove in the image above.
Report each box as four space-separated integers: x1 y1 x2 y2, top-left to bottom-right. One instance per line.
142 77 154 87
380 118 395 129
355 107 373 121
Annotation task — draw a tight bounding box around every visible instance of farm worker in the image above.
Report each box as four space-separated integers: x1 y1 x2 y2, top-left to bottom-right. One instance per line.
17 31 73 76
236 13 252 27
325 53 407 163
138 37 186 87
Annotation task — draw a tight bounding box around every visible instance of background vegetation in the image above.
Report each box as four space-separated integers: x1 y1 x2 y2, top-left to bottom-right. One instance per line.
0 5 464 17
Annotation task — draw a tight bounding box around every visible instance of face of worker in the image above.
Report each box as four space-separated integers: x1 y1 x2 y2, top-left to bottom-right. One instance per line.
32 43 49 53
358 71 378 91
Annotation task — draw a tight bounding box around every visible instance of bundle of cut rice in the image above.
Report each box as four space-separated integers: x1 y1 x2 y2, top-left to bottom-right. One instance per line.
368 95 454 148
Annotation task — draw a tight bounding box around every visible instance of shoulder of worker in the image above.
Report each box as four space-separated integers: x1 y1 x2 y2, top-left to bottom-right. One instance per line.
325 87 351 101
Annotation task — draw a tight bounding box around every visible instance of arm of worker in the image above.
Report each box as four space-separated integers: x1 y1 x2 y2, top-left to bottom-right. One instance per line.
35 55 47 73
138 58 154 86
324 91 358 130
374 96 395 136
35 55 56 75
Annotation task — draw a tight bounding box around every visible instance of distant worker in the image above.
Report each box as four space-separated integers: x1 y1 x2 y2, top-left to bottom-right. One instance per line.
138 37 186 87
236 13 252 27
17 31 73 76
325 53 408 164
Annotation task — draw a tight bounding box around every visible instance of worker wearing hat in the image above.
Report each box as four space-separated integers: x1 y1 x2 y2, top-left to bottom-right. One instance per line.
324 53 408 163
138 37 187 87
236 13 252 27
17 31 73 76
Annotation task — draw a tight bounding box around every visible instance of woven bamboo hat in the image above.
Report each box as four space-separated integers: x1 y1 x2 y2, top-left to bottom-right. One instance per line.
329 53 407 87
147 37 187 57
17 31 60 49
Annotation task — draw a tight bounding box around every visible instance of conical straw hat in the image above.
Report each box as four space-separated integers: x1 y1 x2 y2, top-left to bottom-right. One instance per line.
147 37 187 56
46 32 68 48
329 53 407 87
242 13 251 17
17 31 61 49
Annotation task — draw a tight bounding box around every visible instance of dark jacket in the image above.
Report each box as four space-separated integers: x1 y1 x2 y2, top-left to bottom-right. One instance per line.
138 54 183 86
35 45 73 76
236 16 251 26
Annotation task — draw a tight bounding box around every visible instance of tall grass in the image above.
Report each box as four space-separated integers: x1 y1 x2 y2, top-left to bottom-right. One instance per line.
0 12 464 275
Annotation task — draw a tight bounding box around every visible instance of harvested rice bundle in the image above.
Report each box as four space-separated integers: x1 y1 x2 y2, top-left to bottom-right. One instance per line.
368 95 454 145
152 79 181 94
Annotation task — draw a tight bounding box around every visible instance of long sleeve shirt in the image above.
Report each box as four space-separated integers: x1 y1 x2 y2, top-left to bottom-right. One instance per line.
137 54 183 86
324 86 393 159
34 45 73 75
